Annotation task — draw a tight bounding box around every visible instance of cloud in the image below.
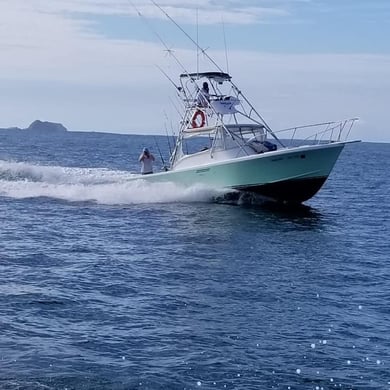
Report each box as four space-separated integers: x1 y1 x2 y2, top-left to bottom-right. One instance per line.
135 2 288 25
227 52 390 140
2 0 289 27
0 1 389 142
0 1 282 83
0 1 166 84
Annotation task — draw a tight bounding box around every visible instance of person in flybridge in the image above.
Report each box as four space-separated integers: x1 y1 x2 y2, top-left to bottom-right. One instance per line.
197 82 210 107
138 148 155 174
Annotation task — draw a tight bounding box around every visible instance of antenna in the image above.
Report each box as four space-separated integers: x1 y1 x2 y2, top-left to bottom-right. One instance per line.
150 0 224 73
196 7 199 76
126 0 187 74
221 17 229 74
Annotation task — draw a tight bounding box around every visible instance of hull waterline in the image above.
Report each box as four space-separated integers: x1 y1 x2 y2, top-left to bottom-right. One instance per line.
235 176 327 203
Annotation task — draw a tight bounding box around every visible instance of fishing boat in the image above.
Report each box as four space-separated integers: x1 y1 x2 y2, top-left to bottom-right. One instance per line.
132 2 359 204
137 69 358 204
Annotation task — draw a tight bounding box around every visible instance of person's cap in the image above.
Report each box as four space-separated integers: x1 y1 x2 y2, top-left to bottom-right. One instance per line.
143 147 149 153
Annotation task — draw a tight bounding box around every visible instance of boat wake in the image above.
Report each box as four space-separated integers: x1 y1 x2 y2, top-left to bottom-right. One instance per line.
0 160 228 205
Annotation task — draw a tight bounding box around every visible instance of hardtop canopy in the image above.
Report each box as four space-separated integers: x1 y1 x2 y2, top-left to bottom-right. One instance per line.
179 72 232 82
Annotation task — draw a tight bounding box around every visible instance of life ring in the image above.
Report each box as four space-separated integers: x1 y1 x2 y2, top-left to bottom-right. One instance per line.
191 110 206 128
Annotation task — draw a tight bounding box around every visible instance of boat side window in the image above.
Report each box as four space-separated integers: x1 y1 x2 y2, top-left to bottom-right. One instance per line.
182 136 210 155
211 130 225 151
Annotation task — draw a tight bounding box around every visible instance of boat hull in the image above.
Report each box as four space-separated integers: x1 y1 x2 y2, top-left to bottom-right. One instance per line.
137 142 346 203
236 176 327 203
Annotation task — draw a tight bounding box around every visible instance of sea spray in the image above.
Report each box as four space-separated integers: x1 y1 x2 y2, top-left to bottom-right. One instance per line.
0 159 228 204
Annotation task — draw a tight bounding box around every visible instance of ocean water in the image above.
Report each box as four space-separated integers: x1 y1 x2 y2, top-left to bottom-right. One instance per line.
0 131 389 390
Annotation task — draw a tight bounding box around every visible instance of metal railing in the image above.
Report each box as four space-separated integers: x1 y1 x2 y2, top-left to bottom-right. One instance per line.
273 118 359 147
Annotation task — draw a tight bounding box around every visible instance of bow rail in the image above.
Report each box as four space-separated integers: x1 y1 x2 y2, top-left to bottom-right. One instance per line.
274 118 359 147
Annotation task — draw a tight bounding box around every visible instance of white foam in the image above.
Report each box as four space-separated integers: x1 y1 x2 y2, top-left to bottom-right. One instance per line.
0 159 227 204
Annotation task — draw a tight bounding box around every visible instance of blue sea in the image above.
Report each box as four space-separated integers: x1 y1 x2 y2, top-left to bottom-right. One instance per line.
0 131 389 390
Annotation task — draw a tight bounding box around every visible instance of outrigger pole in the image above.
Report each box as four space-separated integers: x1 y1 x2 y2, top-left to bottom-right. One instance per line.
127 0 207 112
155 64 181 92
127 0 187 76
149 0 284 147
150 0 223 72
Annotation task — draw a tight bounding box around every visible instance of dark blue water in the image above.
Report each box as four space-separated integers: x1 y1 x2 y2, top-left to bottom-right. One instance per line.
0 131 389 389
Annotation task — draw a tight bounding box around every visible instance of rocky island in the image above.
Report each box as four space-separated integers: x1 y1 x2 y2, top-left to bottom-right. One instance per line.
0 120 68 134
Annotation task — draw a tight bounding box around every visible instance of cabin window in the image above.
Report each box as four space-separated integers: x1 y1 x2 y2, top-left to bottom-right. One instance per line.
182 135 212 155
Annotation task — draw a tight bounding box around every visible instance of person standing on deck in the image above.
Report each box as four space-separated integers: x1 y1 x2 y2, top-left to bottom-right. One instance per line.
139 148 155 175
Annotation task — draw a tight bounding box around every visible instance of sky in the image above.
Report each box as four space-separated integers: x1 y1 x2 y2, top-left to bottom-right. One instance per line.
0 0 389 142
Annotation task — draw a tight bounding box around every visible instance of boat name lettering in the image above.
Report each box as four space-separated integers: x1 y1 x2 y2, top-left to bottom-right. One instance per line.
287 155 303 160
196 168 210 174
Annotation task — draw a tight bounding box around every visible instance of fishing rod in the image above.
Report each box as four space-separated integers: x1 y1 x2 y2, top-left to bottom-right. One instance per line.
163 123 172 155
153 136 168 171
168 95 184 120
163 110 174 156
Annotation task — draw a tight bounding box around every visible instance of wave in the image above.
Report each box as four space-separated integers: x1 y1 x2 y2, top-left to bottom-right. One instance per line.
0 159 227 204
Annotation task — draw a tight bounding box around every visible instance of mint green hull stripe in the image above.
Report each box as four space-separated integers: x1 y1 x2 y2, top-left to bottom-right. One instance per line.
143 144 344 191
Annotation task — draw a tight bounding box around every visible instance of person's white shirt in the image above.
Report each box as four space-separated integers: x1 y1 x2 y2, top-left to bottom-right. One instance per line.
139 148 155 174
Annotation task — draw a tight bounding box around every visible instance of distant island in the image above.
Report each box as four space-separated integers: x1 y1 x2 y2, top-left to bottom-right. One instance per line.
0 120 68 134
